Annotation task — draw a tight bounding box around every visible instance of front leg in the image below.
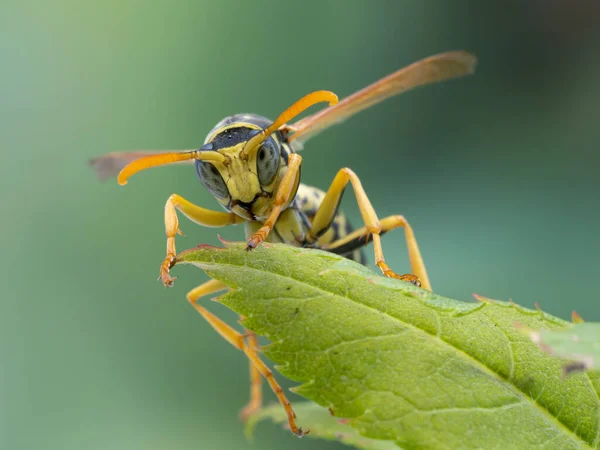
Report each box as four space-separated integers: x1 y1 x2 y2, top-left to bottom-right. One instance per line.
246 153 302 250
161 194 245 286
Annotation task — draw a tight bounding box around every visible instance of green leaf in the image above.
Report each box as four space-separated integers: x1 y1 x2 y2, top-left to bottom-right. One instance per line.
246 402 398 450
520 322 600 375
177 242 600 449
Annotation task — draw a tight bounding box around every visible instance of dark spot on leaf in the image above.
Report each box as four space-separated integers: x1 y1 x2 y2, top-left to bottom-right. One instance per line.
563 361 588 376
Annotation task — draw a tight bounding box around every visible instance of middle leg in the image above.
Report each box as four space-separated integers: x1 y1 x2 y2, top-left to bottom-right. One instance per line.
322 215 431 290
304 168 430 289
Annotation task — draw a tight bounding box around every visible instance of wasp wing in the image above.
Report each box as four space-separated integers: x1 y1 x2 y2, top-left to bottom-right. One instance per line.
288 51 476 146
89 150 196 180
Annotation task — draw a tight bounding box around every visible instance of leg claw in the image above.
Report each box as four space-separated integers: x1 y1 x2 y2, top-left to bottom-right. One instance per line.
294 427 309 438
246 227 270 251
387 272 421 287
159 256 177 287
246 236 261 251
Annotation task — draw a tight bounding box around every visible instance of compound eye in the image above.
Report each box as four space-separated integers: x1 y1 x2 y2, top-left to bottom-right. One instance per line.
256 140 280 185
195 160 229 199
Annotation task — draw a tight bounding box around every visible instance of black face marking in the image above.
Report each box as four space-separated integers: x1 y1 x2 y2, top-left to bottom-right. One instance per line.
231 193 262 212
236 200 254 212
210 127 257 149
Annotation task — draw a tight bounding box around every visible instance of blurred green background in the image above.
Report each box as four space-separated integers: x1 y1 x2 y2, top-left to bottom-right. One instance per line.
2 1 600 449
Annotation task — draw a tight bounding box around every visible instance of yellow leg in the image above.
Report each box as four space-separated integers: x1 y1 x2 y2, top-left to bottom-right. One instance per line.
239 331 263 421
246 154 302 250
323 215 431 290
186 279 305 436
188 281 262 416
161 194 245 286
306 168 430 289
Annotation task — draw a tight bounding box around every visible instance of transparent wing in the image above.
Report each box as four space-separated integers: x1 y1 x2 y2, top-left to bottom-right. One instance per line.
288 50 477 145
89 150 195 180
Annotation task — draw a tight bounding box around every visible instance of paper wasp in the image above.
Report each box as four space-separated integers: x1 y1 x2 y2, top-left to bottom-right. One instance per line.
91 50 476 436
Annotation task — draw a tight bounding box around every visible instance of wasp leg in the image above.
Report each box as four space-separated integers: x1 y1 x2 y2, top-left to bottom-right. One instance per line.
187 280 263 420
246 154 302 250
323 215 431 290
186 279 304 436
304 168 430 290
161 194 245 286
239 331 262 421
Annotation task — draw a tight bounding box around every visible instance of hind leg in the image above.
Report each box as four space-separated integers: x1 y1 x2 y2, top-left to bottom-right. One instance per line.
186 279 305 436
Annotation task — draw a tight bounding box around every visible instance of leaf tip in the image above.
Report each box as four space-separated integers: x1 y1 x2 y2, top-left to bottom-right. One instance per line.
572 311 584 324
216 235 236 247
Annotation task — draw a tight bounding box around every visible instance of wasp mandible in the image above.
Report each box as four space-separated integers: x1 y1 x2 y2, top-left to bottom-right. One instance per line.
91 50 477 436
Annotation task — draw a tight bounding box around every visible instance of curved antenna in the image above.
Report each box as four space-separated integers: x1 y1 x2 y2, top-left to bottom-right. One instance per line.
117 150 226 185
241 90 338 157
89 150 197 181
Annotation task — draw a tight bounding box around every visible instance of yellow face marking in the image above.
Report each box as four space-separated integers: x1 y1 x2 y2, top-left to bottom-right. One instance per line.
204 125 282 219
215 143 262 205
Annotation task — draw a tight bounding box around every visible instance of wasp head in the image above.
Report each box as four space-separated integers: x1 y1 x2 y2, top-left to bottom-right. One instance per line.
197 124 282 220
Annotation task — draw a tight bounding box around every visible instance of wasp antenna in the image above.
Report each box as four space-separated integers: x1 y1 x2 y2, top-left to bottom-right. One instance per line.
266 90 338 136
117 150 225 185
242 90 338 157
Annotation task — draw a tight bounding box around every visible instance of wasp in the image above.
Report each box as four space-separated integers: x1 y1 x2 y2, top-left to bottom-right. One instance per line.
91 51 476 436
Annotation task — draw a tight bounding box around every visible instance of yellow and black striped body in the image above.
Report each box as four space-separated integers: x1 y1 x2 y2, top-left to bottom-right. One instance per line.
207 114 366 265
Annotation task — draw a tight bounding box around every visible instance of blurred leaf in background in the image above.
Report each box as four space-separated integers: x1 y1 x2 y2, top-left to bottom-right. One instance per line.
2 1 600 449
